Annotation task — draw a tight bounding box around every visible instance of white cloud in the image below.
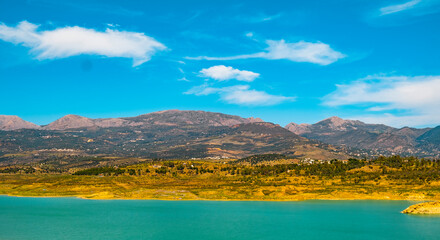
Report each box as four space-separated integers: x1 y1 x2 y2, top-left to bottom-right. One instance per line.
379 0 422 15
323 75 440 127
185 84 295 106
0 21 166 66
245 32 254 38
186 39 345 65
262 40 345 65
199 65 260 82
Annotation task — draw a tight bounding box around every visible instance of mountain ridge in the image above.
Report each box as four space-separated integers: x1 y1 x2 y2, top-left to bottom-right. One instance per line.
1 112 436 132
12 110 266 131
1 111 440 158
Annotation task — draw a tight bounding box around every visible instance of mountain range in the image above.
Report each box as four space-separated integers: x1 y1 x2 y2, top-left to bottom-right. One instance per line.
285 116 438 157
0 110 439 161
0 110 347 162
0 110 263 131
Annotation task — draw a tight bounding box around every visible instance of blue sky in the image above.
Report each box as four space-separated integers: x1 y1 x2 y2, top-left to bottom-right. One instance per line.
1 0 440 127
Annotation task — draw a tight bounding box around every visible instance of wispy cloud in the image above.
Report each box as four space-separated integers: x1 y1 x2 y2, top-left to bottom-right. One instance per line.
0 21 166 66
379 0 422 15
177 68 190 82
199 65 259 82
186 40 345 65
185 84 295 106
237 13 284 23
323 75 440 126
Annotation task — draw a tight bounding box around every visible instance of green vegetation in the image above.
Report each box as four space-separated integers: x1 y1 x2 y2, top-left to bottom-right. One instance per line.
1 155 440 201
0 167 35 174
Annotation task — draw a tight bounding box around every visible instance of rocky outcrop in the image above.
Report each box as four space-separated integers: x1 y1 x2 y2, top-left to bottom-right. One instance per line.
402 202 440 214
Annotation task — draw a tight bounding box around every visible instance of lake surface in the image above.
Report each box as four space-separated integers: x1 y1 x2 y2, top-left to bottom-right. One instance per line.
0 196 439 240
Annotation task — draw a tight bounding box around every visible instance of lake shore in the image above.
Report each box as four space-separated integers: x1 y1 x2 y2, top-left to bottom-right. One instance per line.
1 190 438 202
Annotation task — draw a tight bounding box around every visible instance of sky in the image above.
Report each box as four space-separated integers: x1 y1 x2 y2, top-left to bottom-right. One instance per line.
0 0 440 127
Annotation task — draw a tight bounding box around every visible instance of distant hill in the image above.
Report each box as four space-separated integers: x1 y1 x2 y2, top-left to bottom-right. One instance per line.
0 115 40 131
285 117 437 157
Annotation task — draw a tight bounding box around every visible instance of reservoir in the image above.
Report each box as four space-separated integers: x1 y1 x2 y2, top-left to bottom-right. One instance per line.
0 196 439 240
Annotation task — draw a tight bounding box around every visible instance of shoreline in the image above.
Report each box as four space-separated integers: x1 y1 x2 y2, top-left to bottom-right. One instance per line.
402 201 440 214
0 193 433 202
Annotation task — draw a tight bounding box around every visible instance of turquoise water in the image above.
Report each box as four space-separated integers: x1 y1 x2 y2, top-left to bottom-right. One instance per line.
0 196 439 240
